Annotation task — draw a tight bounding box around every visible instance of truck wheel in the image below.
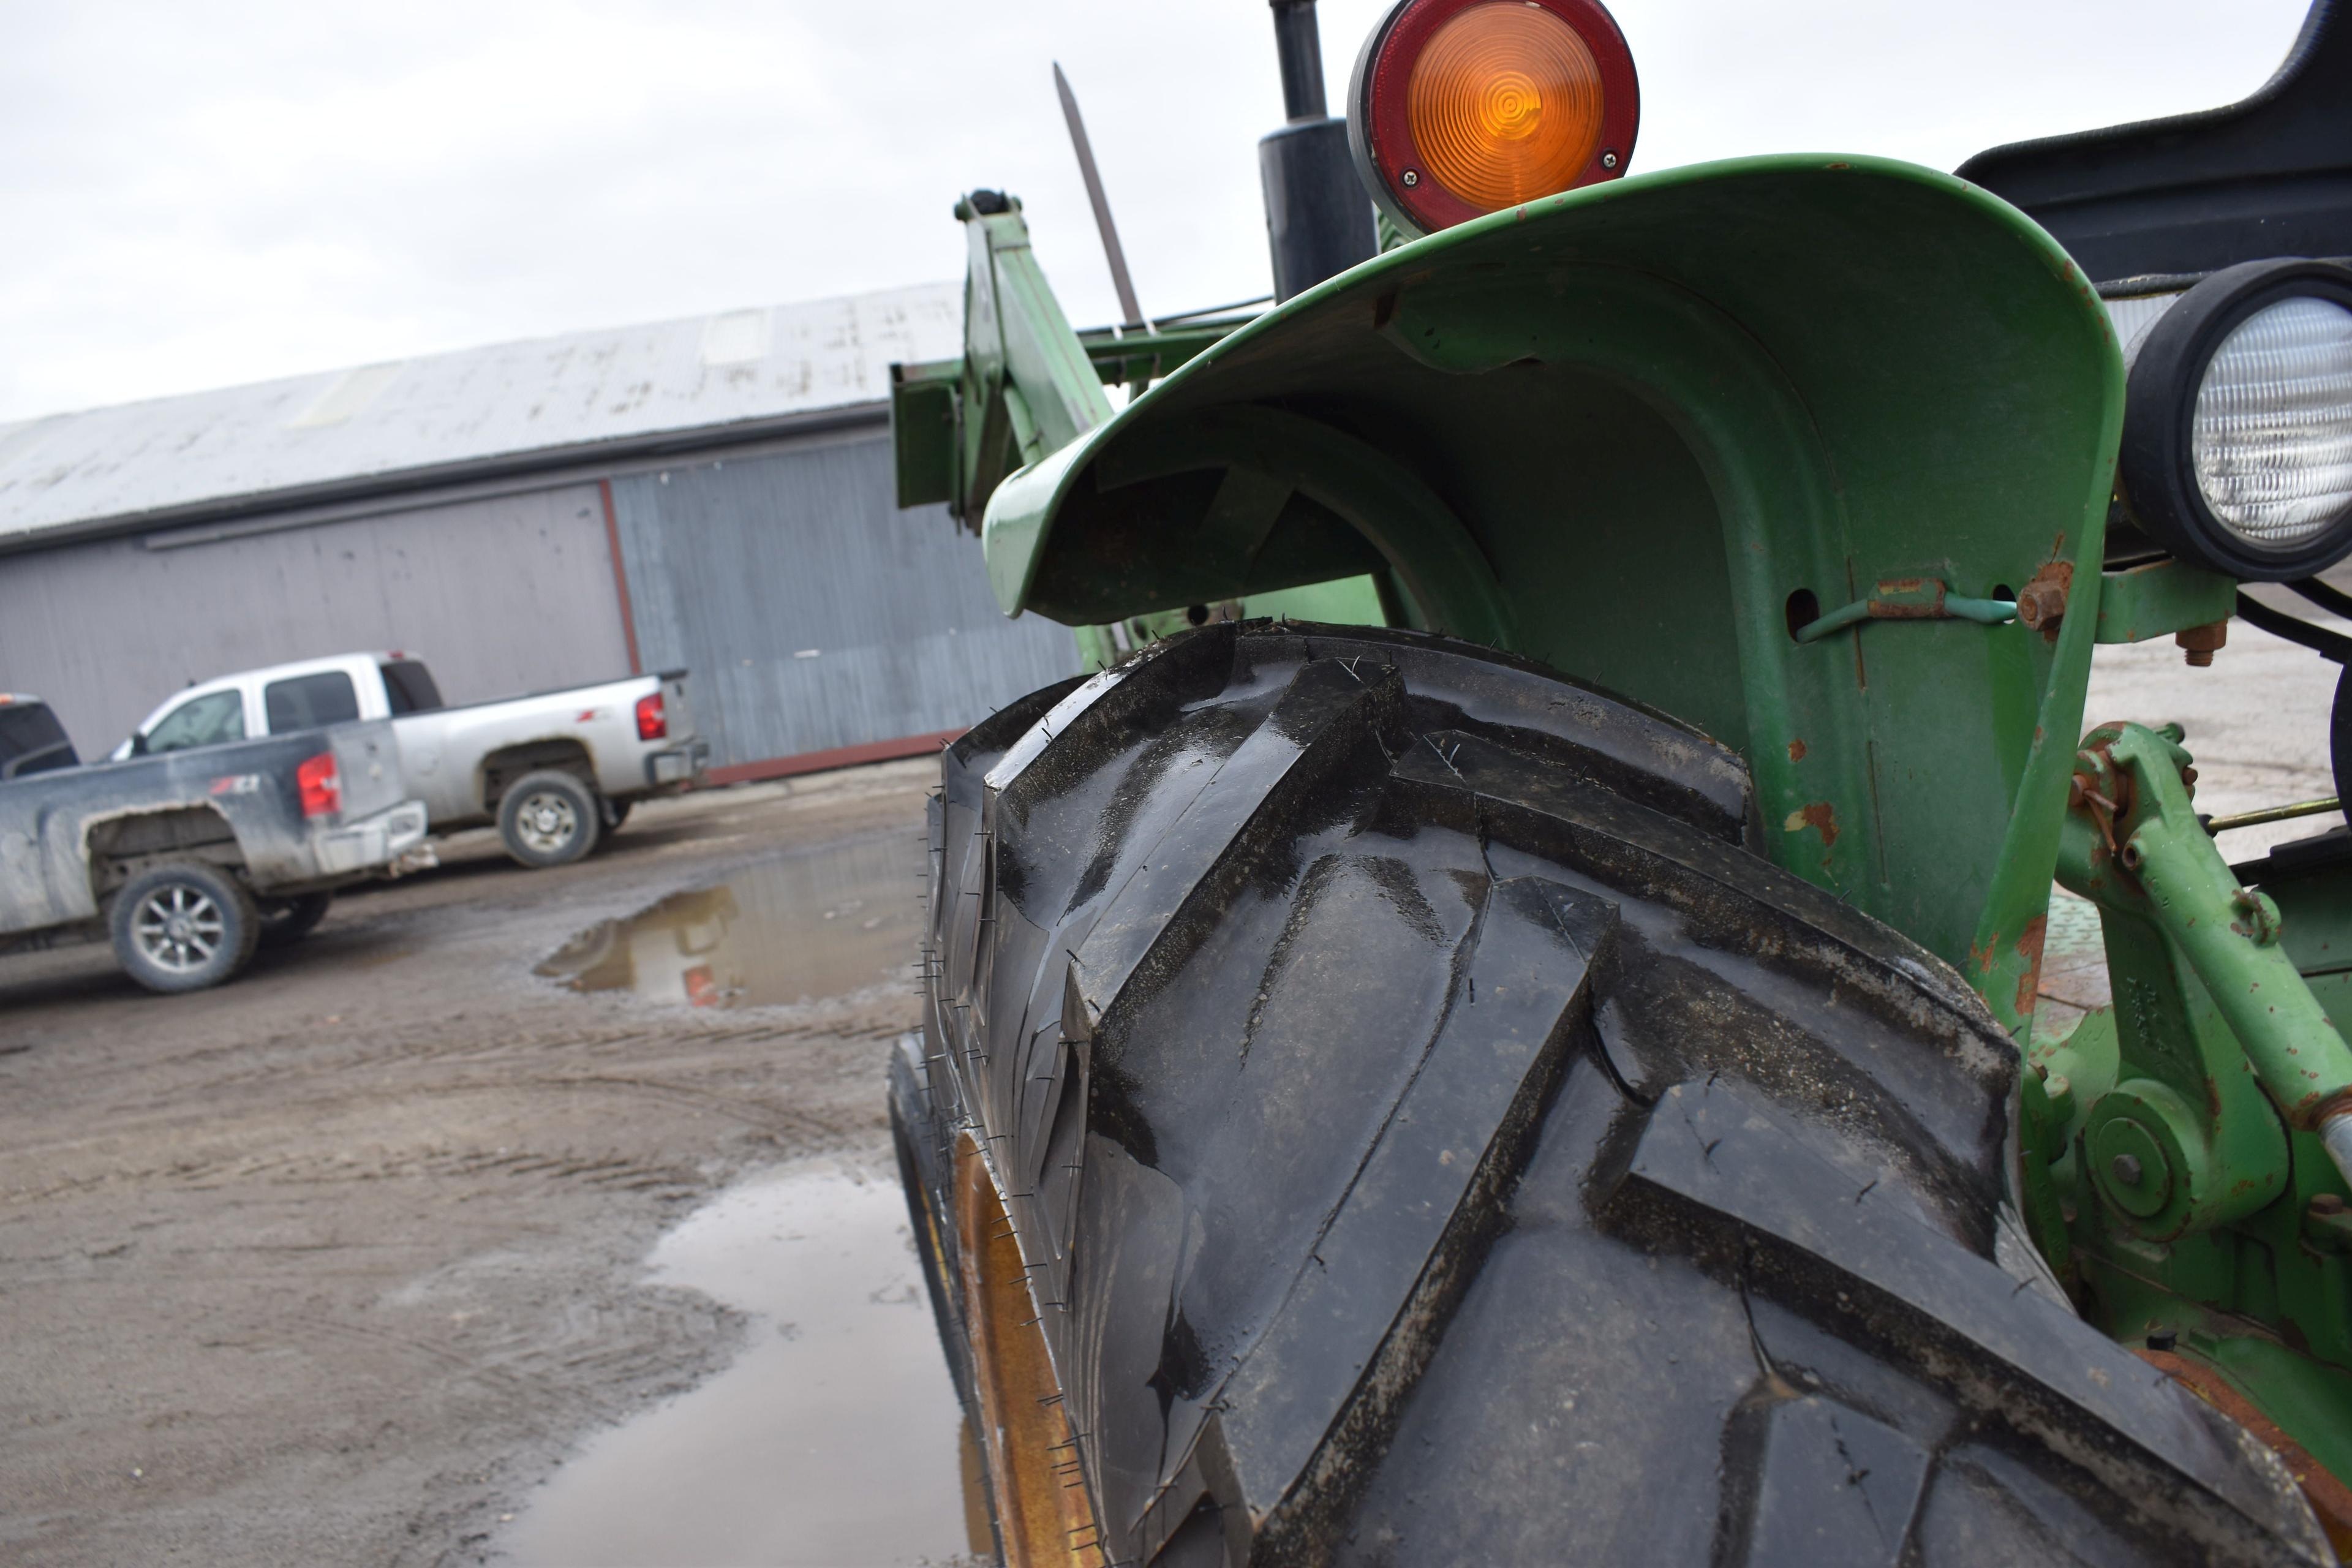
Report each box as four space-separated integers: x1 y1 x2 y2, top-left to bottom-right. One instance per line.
255 890 333 951
590 796 633 853
896 622 2328 1568
497 771 601 867
109 862 261 993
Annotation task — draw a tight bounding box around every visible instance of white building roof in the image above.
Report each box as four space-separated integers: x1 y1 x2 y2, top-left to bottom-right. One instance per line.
0 280 963 548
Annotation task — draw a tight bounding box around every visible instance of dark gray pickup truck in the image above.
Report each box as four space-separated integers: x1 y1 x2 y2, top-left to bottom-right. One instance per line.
0 694 427 993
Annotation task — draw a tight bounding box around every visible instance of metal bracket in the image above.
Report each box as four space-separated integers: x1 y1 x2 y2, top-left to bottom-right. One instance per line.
1794 577 2017 643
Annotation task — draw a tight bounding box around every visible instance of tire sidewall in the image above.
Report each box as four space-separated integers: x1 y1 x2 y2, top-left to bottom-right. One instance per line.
497 771 601 867
108 862 260 993
255 890 334 951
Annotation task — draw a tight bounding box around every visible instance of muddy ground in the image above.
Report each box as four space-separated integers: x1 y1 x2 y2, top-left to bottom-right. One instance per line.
2 599 2346 1568
0 760 936 1568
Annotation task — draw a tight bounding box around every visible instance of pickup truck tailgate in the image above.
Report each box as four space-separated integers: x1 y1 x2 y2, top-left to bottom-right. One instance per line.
659 671 698 744
329 722 405 821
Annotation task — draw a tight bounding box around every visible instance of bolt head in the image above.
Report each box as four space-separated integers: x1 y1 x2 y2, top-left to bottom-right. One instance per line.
2146 1328 2177 1352
1400 168 1420 187
2016 582 2066 630
1600 150 1619 169
2109 1152 2145 1187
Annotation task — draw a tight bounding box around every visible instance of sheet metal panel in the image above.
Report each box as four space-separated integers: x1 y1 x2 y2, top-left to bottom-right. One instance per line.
610 432 1079 769
0 484 628 753
0 282 962 548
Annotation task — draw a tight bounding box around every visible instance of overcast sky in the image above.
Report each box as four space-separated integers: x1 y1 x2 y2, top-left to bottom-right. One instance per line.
0 0 2316 424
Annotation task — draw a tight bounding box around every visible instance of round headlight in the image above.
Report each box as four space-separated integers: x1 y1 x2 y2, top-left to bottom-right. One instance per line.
2192 296 2352 548
2120 258 2352 581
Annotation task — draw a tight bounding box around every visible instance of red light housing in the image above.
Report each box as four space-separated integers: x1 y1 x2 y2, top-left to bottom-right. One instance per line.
635 692 668 742
1349 0 1639 238
297 752 341 819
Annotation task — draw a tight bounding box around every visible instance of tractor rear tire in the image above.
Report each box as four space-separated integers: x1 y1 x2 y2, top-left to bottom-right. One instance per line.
892 621 2326 1568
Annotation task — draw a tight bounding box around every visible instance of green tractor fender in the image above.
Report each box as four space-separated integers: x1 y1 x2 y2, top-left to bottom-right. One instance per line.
982 154 2122 1022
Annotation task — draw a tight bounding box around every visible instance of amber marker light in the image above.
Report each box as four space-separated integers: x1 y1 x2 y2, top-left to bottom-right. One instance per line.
1349 0 1639 238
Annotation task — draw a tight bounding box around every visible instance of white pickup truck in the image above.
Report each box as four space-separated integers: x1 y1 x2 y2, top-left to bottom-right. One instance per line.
117 653 708 867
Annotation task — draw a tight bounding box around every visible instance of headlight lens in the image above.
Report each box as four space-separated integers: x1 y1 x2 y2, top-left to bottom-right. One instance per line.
2190 296 2352 551
2117 259 2352 581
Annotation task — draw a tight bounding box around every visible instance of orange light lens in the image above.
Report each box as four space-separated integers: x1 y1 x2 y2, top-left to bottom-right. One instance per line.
1406 1 1605 211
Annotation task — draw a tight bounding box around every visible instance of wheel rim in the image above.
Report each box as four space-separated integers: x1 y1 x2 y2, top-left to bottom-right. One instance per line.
132 883 227 972
954 1135 1100 1566
514 791 579 854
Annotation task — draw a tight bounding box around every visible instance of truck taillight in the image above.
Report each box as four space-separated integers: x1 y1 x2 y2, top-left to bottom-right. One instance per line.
635 692 668 742
298 752 341 819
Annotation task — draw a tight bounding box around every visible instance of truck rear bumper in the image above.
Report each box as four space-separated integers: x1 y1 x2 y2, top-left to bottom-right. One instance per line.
315 800 429 876
645 740 710 789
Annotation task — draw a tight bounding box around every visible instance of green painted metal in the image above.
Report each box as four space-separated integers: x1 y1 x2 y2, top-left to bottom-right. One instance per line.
974 154 2122 991
892 123 2352 1499
2062 723 2352 1128
950 196 1115 532
2095 557 2239 644
2035 723 2352 1487
1070 575 1392 673
1076 320 1252 388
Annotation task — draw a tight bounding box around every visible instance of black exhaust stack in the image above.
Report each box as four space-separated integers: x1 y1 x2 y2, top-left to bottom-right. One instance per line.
1260 0 1377 301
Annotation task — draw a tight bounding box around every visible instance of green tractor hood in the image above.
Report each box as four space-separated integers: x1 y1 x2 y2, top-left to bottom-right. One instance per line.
977 154 2128 1027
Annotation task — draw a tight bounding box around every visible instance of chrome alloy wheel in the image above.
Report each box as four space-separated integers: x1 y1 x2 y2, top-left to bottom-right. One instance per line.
513 790 581 856
131 882 227 973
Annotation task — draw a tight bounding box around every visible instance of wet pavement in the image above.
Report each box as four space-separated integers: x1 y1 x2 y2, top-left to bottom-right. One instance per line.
497 1162 985 1568
537 833 925 1011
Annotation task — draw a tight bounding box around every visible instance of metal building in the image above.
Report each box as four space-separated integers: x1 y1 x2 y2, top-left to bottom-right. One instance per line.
0 284 1078 780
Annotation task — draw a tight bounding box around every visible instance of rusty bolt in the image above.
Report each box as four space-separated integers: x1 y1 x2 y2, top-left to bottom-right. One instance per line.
2177 620 2228 668
2313 1192 2348 1217
2015 578 2068 632
2110 1153 2146 1188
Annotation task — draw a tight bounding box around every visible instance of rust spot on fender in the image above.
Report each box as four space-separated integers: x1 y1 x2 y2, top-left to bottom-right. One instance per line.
2014 914 2048 1015
1787 737 1807 763
2140 1346 2352 1547
1781 802 1839 848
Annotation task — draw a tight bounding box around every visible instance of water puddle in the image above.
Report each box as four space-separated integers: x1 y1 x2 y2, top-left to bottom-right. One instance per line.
538 834 923 1009
499 1163 987 1567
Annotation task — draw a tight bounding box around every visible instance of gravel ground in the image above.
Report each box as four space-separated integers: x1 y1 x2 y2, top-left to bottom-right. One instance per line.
0 760 933 1568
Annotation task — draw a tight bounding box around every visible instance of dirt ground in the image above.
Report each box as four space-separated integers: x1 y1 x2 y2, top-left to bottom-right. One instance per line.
1 601 2346 1568
0 760 935 1568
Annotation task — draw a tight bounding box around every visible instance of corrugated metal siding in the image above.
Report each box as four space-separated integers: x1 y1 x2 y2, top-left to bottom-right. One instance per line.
610 431 1078 768
0 483 628 752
